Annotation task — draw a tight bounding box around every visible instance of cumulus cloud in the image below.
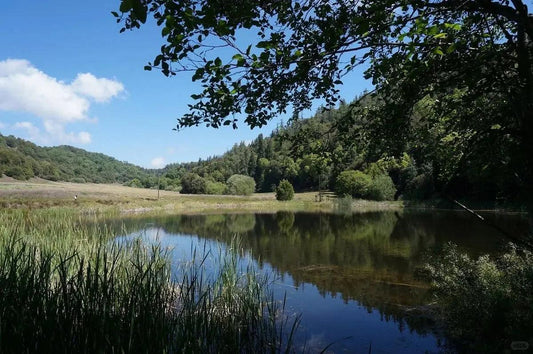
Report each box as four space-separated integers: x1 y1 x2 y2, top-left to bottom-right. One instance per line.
0 58 124 144
71 73 124 103
151 157 166 169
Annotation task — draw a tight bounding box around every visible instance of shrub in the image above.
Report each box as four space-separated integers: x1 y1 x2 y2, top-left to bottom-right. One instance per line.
180 173 207 194
367 174 396 201
335 170 372 198
70 177 86 184
226 174 255 196
126 178 143 188
421 243 533 353
206 180 227 195
275 180 294 201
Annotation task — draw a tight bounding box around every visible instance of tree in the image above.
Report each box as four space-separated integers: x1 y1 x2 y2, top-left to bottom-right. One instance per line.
116 0 533 202
367 174 396 201
226 174 256 195
335 170 372 198
180 172 207 194
276 180 294 201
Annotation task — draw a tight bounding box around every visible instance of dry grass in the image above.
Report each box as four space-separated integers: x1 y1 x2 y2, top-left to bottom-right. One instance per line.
0 178 403 214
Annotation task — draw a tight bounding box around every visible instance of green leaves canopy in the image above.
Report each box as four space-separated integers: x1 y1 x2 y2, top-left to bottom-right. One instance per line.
117 0 532 128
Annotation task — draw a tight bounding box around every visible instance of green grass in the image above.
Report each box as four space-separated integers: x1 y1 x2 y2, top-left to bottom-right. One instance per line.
0 209 297 353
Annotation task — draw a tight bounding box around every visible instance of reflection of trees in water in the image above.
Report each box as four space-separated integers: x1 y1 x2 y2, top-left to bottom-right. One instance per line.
112 212 435 303
106 211 526 337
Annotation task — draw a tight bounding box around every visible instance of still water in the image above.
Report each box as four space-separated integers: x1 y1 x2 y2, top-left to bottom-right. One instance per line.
113 210 530 353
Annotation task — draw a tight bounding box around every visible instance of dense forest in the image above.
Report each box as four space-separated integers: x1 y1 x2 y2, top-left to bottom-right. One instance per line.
0 134 152 184
159 92 524 204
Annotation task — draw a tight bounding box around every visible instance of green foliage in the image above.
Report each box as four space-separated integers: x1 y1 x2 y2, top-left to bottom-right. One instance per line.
335 170 372 198
275 180 294 201
70 177 86 183
421 243 533 353
210 170 225 183
180 173 207 194
0 134 152 184
126 178 144 188
163 177 181 191
5 165 33 180
226 174 255 196
205 180 227 195
404 168 435 200
367 174 396 201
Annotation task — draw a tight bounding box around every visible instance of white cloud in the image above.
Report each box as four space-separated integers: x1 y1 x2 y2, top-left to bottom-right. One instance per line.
13 121 41 141
0 121 5 129
13 121 92 145
71 73 124 103
151 157 166 169
0 58 123 145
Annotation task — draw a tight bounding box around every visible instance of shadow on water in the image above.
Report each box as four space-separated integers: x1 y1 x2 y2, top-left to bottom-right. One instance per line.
108 210 530 353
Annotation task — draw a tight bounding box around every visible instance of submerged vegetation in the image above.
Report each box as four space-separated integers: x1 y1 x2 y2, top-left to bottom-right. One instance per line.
0 209 297 353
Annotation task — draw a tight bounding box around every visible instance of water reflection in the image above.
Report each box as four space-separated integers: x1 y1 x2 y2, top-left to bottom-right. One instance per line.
110 210 530 353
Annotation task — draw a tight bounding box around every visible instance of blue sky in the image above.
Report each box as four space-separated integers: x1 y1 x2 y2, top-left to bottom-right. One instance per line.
0 0 371 168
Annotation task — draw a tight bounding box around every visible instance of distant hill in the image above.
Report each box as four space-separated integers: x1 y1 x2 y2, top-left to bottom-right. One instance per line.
0 134 153 184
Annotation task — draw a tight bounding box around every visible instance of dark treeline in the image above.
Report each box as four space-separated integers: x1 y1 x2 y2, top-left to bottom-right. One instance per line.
0 134 152 184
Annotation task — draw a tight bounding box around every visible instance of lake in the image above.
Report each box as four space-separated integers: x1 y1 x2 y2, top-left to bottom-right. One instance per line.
113 210 530 353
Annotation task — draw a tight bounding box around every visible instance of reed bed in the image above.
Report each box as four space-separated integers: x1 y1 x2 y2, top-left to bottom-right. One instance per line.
0 209 297 353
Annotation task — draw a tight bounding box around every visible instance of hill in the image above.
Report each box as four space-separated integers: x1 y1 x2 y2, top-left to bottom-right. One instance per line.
0 134 153 184
160 92 524 204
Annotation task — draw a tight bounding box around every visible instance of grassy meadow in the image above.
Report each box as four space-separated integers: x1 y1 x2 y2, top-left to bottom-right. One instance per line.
0 177 403 214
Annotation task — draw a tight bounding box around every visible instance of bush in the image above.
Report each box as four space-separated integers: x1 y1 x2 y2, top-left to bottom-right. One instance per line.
421 243 533 353
275 180 294 201
180 173 207 194
206 180 227 195
367 174 396 201
335 170 372 198
126 178 143 188
226 174 255 196
70 177 86 184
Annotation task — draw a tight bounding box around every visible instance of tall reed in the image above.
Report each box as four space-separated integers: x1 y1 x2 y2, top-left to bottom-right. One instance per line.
0 209 297 353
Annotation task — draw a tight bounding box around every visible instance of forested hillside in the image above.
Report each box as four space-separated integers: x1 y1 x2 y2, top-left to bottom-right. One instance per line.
160 92 524 204
0 134 152 184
